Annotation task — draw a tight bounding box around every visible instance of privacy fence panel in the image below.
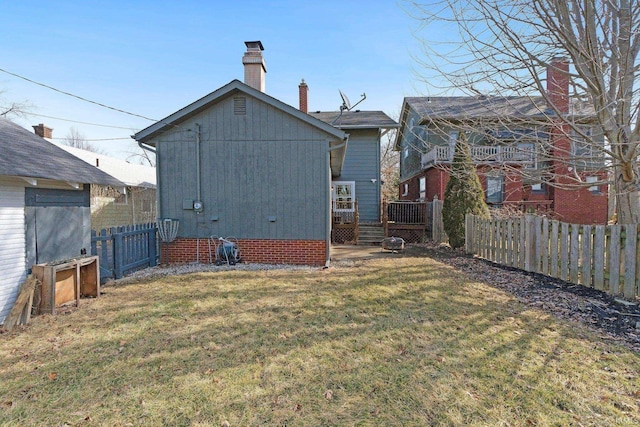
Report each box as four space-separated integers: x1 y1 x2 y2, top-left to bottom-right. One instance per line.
466 214 639 299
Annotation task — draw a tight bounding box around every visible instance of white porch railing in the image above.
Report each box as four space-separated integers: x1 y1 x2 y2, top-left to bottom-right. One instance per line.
421 145 535 168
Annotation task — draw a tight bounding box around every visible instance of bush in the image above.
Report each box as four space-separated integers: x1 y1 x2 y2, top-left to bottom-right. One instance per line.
443 133 491 248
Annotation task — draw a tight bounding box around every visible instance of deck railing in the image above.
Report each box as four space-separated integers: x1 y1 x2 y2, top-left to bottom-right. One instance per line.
421 145 535 168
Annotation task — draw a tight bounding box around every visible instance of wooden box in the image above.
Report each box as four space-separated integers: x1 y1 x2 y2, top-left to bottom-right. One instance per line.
32 256 100 314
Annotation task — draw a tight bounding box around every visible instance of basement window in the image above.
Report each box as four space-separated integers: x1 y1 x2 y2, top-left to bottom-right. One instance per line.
233 97 247 115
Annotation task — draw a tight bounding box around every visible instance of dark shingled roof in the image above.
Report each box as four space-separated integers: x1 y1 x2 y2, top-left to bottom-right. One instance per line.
405 96 595 123
0 118 123 186
309 110 398 129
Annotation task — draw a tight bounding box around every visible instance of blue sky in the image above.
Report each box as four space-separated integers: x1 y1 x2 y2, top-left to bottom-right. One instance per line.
1 0 431 161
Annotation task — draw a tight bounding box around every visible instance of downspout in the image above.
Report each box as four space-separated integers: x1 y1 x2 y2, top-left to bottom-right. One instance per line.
138 141 161 219
195 123 202 262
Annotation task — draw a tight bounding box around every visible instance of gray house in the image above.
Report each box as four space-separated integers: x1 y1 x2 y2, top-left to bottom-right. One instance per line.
309 110 398 223
0 118 122 324
134 42 347 266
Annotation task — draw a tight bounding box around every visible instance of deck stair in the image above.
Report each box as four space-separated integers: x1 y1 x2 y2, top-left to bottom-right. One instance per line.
357 223 385 245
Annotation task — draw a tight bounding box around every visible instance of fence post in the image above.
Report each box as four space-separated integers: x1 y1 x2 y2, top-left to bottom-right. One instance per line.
465 214 472 253
149 226 158 267
113 232 124 279
382 200 388 238
524 214 536 272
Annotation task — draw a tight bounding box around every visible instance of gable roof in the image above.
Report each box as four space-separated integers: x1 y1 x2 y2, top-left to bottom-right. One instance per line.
56 144 156 188
0 118 123 186
134 79 347 143
309 110 398 130
133 79 349 177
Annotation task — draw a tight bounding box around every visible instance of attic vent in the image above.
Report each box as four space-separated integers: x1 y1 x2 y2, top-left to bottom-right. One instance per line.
233 97 247 115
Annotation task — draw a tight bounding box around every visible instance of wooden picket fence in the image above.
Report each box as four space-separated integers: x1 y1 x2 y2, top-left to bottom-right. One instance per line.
465 214 639 299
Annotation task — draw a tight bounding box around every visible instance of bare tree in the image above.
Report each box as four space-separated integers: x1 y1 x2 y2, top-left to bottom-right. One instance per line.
62 127 104 154
0 90 32 119
381 128 400 201
408 0 640 223
126 148 156 167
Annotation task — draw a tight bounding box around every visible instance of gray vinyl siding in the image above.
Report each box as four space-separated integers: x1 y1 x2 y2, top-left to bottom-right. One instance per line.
153 94 332 240
338 129 381 222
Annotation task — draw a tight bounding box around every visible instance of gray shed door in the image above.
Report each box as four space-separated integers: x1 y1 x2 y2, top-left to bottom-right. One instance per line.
0 183 26 324
33 206 88 264
25 187 91 266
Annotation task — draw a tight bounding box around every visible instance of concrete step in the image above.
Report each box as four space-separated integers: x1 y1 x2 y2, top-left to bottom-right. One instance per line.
357 224 385 245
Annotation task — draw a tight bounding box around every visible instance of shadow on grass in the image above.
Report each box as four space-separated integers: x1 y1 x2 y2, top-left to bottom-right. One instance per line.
1 256 639 426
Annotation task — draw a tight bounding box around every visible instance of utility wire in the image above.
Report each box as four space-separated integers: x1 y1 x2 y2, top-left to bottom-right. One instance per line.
50 136 133 142
0 67 158 122
1 109 139 130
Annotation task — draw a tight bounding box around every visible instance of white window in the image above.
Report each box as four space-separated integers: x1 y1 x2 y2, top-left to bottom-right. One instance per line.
531 183 543 192
402 183 409 196
586 176 599 193
332 181 356 211
449 130 459 144
403 146 409 159
419 177 426 201
486 176 504 204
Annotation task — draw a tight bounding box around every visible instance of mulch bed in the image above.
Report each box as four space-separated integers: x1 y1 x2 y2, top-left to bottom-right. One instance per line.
409 243 640 352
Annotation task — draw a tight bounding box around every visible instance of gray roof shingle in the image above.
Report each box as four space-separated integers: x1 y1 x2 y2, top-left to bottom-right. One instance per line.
405 96 595 123
0 118 123 186
309 110 398 129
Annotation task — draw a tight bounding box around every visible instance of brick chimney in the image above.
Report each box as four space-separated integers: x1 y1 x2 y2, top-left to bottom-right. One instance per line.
242 41 267 92
547 57 569 114
299 79 309 113
33 123 53 139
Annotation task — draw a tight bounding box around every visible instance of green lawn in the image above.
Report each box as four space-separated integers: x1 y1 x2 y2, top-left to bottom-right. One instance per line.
1 255 639 426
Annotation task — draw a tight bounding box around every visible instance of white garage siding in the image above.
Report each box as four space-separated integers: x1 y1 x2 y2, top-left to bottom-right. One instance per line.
0 181 26 324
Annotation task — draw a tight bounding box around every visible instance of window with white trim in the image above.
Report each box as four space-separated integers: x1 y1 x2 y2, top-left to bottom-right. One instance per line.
586 176 599 193
486 176 504 204
419 177 426 201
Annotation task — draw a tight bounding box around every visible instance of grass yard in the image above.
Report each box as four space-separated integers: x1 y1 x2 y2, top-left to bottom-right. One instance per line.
1 254 640 426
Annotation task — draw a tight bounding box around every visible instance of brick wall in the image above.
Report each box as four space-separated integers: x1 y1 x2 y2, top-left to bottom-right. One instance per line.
164 238 327 266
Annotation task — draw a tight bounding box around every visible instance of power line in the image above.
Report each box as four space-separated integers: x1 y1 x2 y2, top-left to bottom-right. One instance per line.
0 67 158 122
50 136 133 142
2 109 139 130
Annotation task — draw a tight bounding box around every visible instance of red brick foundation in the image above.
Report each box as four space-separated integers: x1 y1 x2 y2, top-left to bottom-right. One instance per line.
162 238 327 266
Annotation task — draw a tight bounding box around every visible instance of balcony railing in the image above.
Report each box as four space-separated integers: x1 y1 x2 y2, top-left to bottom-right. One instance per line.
421 145 535 168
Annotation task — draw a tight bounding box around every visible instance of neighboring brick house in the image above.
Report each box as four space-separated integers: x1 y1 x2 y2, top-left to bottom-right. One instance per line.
395 60 608 224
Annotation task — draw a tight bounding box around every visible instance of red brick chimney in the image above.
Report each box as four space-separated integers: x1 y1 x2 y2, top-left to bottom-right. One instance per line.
299 79 309 113
242 41 267 92
33 123 53 139
547 57 569 114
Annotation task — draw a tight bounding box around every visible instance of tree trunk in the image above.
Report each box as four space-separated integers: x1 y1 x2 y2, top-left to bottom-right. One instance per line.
614 167 640 224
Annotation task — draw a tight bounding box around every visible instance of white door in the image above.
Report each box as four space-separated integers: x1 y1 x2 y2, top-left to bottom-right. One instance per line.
0 182 26 324
331 181 356 212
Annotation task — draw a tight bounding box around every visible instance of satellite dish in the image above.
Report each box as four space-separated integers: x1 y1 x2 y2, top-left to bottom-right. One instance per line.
339 90 351 111
338 90 367 112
